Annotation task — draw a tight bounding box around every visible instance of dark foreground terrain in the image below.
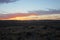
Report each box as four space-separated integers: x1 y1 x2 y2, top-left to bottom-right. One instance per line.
0 20 60 40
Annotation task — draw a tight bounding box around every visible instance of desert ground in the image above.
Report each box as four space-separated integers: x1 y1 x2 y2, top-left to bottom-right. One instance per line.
0 20 60 40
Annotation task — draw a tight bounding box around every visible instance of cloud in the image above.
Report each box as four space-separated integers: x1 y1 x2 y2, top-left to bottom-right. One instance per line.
28 9 60 15
0 13 37 19
0 9 60 20
0 0 18 3
0 13 60 20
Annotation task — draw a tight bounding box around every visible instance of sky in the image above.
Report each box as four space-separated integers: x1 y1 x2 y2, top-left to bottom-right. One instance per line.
0 0 60 20
0 0 60 13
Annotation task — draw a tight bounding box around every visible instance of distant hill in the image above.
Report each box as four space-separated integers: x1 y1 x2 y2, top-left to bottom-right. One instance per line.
0 20 60 27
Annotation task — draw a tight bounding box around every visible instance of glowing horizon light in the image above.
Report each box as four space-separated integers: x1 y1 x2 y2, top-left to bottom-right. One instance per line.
0 14 60 20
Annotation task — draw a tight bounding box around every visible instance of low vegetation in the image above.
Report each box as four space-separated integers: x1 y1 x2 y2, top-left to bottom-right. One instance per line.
0 20 60 40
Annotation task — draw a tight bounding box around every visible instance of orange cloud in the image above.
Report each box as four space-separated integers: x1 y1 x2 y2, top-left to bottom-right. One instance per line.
0 13 38 20
7 14 60 20
0 13 60 20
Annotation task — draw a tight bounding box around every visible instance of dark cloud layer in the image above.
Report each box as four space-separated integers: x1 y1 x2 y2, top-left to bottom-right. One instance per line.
0 0 18 3
28 9 60 15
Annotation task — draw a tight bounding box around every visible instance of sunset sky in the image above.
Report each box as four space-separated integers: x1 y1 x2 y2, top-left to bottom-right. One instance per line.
0 0 60 20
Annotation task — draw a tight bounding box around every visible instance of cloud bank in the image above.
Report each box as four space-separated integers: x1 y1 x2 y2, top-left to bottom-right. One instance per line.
28 9 60 15
0 9 60 20
0 13 37 19
0 0 18 3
